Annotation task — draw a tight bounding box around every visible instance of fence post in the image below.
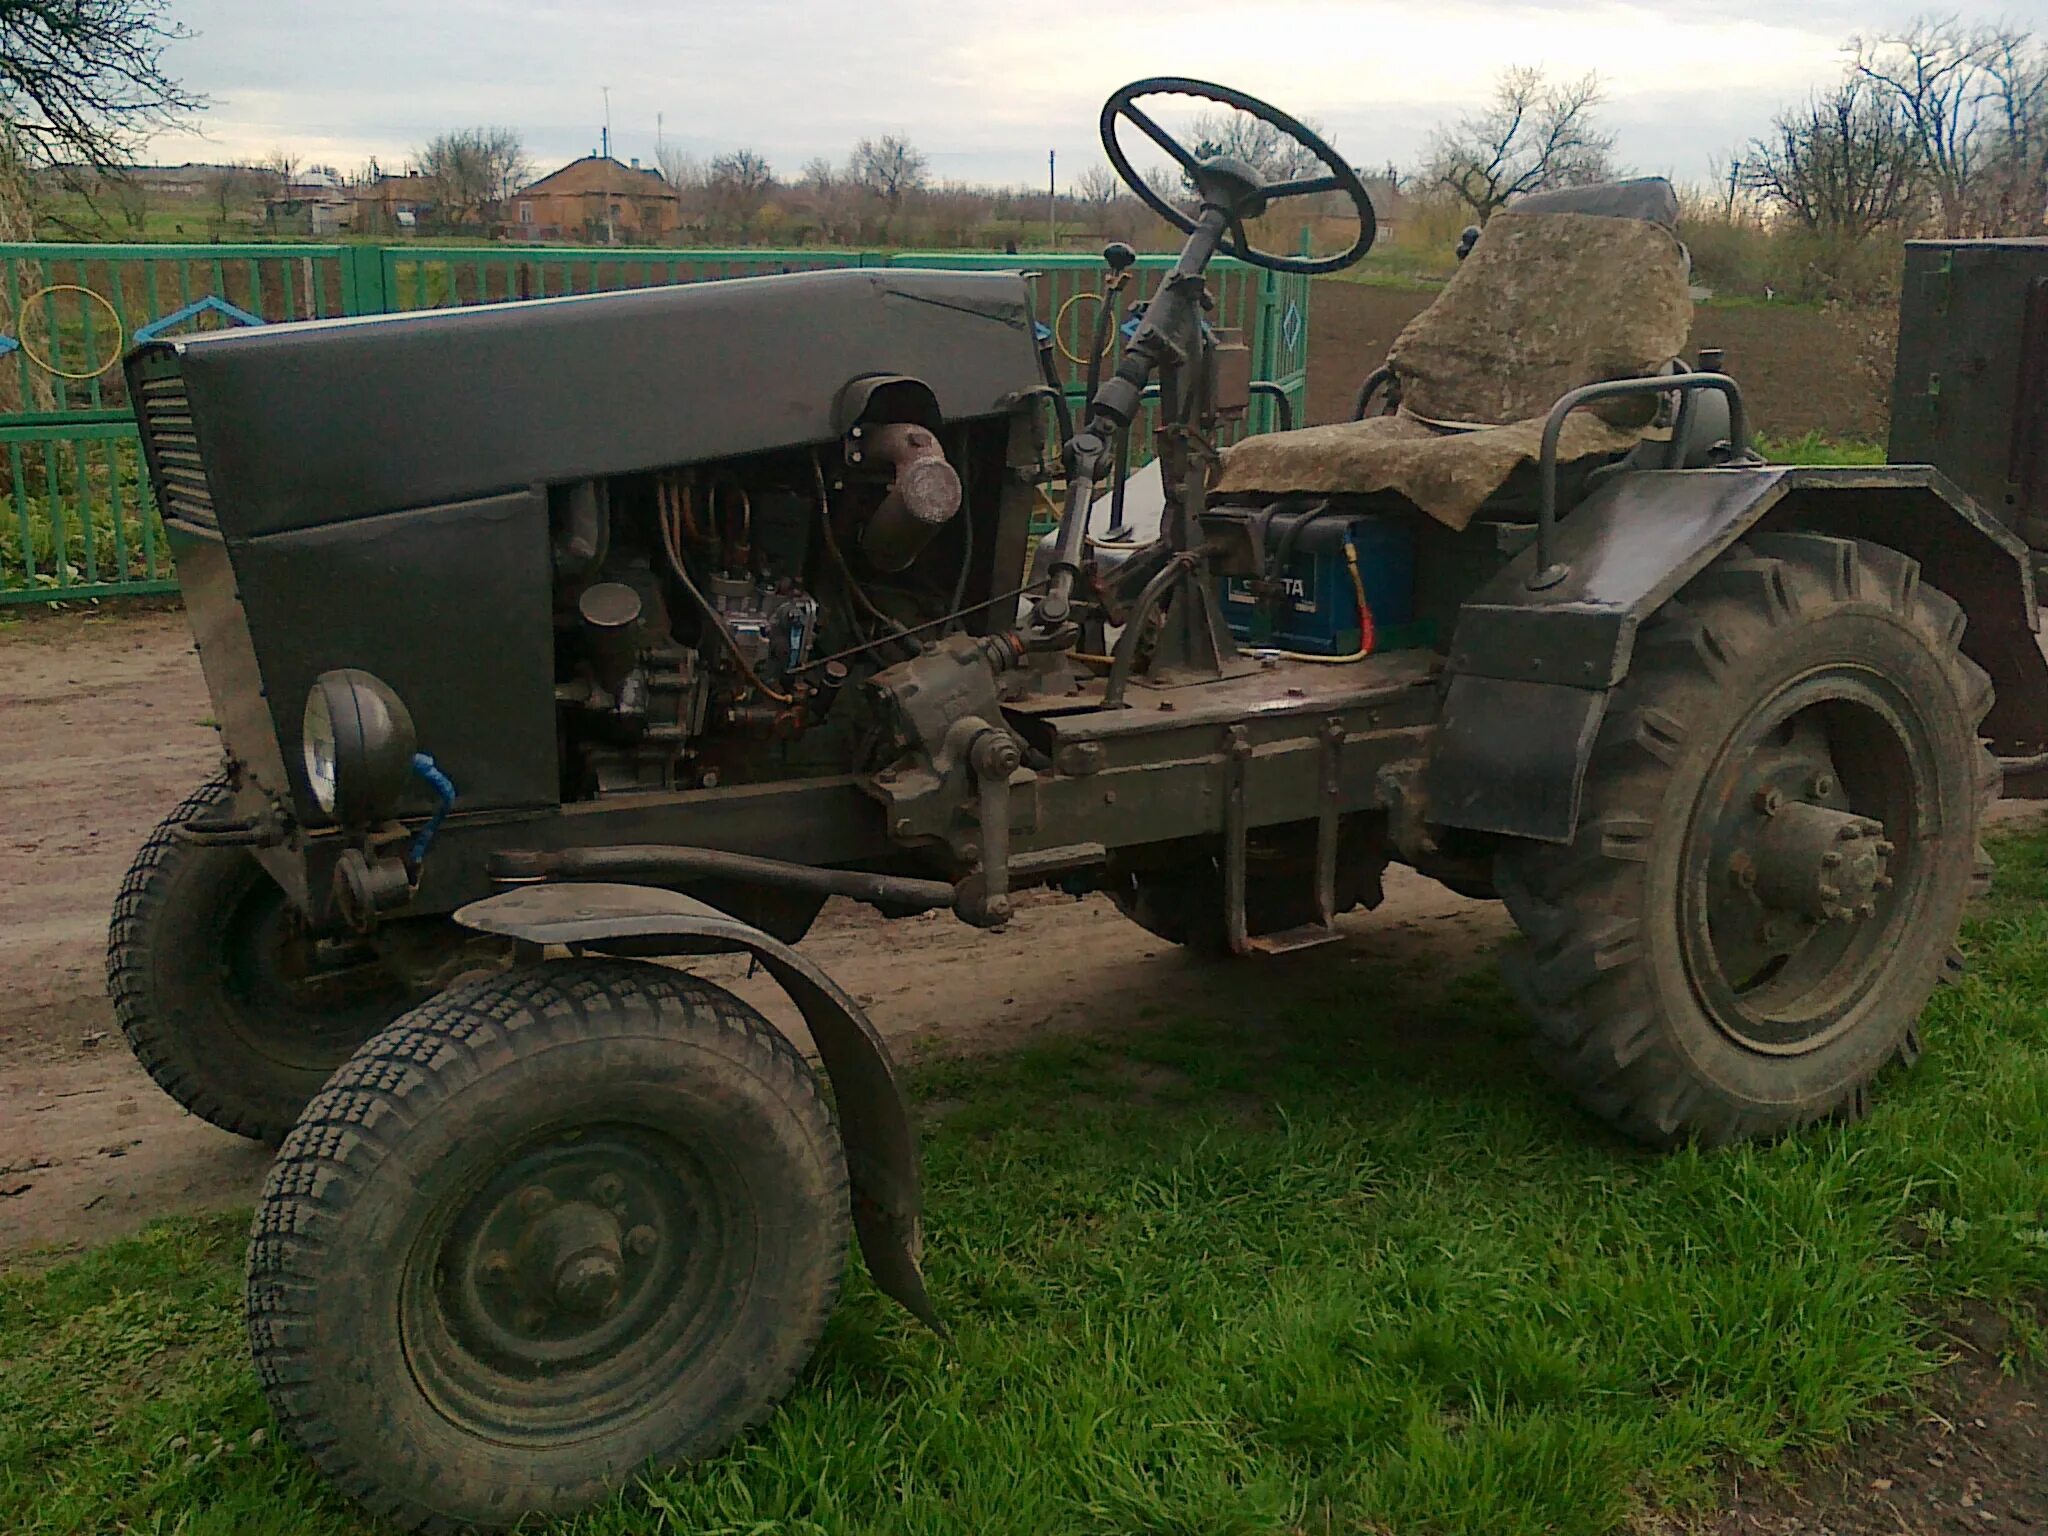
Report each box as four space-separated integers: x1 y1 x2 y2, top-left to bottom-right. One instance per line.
1254 266 1281 435
339 246 389 316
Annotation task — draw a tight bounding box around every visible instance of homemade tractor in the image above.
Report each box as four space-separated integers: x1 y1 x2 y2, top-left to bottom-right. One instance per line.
112 79 2048 1529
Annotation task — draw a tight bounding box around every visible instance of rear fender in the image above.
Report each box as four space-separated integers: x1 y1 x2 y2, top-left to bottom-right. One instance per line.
1426 465 2048 842
453 881 940 1332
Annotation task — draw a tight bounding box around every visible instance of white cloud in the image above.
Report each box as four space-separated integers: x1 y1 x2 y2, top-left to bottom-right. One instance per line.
141 0 2022 185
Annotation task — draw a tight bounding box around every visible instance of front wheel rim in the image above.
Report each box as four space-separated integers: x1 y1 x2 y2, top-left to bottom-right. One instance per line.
400 1120 751 1445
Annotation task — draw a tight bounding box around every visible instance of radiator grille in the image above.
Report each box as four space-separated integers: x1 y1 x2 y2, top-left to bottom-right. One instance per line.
136 372 216 529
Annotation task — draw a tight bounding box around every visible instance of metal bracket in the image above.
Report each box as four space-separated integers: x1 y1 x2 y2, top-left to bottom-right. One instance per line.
1222 723 1252 956
1314 717 1344 927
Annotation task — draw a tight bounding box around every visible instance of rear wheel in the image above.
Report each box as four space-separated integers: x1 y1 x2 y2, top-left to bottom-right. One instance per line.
108 778 424 1141
247 960 850 1532
1497 534 1998 1146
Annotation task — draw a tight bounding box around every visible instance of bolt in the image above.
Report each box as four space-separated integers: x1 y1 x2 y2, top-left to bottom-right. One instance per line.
517 1306 549 1333
556 1254 622 1316
1818 882 1840 901
1755 787 1784 816
1813 773 1836 798
1874 840 1896 858
1821 851 1843 869
517 1186 556 1219
478 1250 514 1285
1730 855 1757 891
959 842 981 863
894 817 913 837
625 1225 658 1257
1859 900 1879 918
1874 874 1894 891
1838 824 1862 842
589 1173 625 1206
1285 686 1306 698
984 894 1015 924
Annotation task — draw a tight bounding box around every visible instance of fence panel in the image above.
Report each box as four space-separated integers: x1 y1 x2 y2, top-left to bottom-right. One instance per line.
1 241 1309 604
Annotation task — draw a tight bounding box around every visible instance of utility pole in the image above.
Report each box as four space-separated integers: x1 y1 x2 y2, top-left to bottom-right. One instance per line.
601 85 616 246
1047 148 1056 249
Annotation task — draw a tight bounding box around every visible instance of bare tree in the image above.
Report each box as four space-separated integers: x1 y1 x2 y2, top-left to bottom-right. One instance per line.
0 0 199 173
1975 23 2048 233
1426 67 1615 220
1743 78 1923 240
655 142 703 194
1187 109 1326 182
849 134 928 234
204 162 257 239
1071 163 1122 232
706 148 775 238
417 126 531 231
1854 18 1996 236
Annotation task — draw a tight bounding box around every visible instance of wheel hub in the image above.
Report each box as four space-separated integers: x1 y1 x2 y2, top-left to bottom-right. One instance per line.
1750 798 1893 925
446 1146 678 1366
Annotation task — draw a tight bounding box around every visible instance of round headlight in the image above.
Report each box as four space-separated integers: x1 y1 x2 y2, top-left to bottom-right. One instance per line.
301 669 417 825
303 685 339 814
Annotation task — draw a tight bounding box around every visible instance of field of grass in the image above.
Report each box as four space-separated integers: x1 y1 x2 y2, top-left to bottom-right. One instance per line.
4 831 2044 1535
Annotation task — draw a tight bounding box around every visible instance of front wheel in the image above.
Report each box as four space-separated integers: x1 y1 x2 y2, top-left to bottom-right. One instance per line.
1497 534 1999 1147
108 778 424 1141
247 960 851 1532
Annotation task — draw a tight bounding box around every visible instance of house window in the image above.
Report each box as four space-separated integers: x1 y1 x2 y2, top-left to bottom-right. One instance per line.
518 201 533 225
610 203 622 218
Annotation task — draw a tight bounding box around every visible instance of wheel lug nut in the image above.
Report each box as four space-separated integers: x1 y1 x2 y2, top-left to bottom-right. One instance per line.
625 1224 658 1256
1837 824 1862 842
1821 851 1843 869
1874 840 1895 858
479 1250 513 1285
589 1173 625 1205
1754 787 1784 816
1874 874 1894 891
517 1186 555 1218
1813 773 1836 798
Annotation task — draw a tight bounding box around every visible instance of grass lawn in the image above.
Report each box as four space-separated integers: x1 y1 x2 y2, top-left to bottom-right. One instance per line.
4 836 2046 1535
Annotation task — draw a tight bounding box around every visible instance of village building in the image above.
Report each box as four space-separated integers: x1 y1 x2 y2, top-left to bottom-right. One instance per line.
513 155 682 243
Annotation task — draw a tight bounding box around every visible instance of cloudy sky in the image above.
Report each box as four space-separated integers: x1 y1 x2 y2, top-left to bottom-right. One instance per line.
145 0 2026 188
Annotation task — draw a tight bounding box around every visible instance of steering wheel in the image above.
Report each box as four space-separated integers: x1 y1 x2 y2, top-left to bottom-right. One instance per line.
1100 77 1376 275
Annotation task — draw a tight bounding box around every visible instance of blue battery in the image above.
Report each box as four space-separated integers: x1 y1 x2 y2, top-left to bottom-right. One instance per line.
1220 513 1418 655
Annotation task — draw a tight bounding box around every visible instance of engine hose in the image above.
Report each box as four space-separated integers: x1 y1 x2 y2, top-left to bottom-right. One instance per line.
408 753 457 865
1257 537 1376 665
658 479 794 705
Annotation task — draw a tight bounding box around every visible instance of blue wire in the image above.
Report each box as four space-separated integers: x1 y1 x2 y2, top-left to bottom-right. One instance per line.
409 752 456 866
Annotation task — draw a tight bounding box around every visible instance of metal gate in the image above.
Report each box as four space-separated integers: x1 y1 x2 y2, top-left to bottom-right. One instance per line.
0 241 1309 604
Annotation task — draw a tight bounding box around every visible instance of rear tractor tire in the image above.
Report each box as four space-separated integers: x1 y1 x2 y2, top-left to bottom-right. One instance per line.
247 960 851 1532
1497 534 1998 1147
108 777 434 1142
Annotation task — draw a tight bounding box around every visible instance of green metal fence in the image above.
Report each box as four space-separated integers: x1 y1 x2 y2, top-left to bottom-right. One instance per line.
0 242 1309 604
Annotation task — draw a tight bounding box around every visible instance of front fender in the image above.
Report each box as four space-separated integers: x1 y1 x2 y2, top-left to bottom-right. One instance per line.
453 881 940 1332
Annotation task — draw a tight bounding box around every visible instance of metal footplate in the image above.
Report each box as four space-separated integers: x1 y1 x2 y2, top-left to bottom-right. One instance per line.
1224 717 1347 956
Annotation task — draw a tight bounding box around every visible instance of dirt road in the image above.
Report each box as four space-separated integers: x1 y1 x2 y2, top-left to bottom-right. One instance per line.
0 609 1508 1260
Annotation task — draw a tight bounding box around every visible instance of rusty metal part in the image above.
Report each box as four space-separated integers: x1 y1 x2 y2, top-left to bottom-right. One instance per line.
1752 800 1890 923
489 845 957 916
859 422 962 572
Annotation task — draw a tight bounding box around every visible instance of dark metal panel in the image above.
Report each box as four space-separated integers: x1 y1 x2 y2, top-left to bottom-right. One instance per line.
455 882 937 1331
141 268 1040 538
1888 239 2048 533
1426 675 1605 842
231 487 558 820
1450 467 1794 687
165 519 288 801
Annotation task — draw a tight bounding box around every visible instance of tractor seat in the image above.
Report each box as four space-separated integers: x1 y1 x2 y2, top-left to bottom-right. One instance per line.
1214 178 1693 530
